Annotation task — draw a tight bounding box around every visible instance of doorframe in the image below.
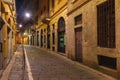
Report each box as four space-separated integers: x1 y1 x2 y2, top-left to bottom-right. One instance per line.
75 27 83 62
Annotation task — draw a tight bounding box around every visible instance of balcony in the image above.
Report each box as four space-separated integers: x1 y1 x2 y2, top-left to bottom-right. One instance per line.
40 12 50 24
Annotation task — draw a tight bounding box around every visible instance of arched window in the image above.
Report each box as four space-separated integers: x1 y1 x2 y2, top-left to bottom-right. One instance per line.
58 17 65 32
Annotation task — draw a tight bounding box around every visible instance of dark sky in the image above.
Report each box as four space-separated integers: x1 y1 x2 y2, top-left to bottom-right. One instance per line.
15 0 24 13
15 0 24 30
15 0 34 31
15 0 39 31
15 0 33 17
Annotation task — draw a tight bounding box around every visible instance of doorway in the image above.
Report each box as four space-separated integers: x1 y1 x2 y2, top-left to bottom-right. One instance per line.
58 17 66 53
37 31 39 46
47 26 50 49
58 31 65 53
75 27 82 62
41 29 43 47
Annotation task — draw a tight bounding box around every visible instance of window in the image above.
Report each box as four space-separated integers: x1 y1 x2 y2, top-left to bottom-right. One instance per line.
41 29 43 34
44 6 46 12
47 26 50 33
74 14 82 25
41 11 43 15
52 33 55 44
58 0 61 4
58 17 65 32
53 24 55 29
35 0 39 11
44 29 46 33
0 3 1 12
36 0 39 11
97 0 115 48
52 0 55 8
98 55 116 69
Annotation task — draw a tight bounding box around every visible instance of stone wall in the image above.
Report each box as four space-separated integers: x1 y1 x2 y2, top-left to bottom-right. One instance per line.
67 0 120 78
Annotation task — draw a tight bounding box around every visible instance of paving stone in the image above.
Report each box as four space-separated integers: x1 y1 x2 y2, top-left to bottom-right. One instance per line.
7 45 115 80
24 45 114 80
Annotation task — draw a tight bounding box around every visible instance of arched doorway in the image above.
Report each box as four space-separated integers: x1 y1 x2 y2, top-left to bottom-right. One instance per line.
47 25 50 49
58 17 66 53
41 29 43 47
0 18 5 69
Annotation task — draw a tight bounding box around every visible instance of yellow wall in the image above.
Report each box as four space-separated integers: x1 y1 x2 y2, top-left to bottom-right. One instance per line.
50 0 67 17
1 0 16 68
23 37 29 45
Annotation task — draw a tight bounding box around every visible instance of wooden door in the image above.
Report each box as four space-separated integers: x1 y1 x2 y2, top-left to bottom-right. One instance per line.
75 27 82 62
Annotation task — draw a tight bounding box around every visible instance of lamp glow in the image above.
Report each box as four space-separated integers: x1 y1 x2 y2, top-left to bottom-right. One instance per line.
19 24 22 28
25 13 31 18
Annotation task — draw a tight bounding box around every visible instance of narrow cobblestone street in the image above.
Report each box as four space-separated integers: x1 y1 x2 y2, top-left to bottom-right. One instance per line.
6 45 115 80
1 0 120 79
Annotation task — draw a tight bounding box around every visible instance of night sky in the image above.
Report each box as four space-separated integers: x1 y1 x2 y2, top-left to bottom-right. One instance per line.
15 0 24 13
15 0 35 31
15 0 25 30
15 0 38 30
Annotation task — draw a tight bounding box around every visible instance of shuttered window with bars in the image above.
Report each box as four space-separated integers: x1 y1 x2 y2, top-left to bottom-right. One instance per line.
97 0 115 48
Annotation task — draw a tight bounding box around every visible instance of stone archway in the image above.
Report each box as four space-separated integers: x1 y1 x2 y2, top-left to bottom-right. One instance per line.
58 17 66 53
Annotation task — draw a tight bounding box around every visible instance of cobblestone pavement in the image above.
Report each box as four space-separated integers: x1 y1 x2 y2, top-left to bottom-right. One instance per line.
23 45 115 80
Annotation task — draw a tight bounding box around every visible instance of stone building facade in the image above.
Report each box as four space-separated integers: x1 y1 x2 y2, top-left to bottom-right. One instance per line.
35 0 120 79
36 0 50 48
67 0 120 79
0 0 16 69
49 0 67 53
37 0 67 54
